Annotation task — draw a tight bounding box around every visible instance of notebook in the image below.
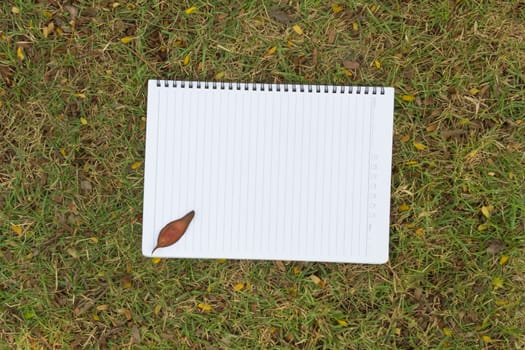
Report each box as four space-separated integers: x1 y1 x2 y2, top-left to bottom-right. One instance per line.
142 80 394 264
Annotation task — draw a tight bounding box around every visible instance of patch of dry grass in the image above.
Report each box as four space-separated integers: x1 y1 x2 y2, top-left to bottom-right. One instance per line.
1 1 524 348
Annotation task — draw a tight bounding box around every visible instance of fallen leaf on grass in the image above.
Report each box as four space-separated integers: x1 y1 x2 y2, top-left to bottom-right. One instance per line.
309 275 325 287
268 8 293 25
11 224 23 236
214 71 225 80
130 161 142 170
12 6 20 14
374 59 381 69
183 55 190 65
184 6 198 15
486 240 504 254
233 283 244 291
492 277 503 290
402 94 416 102
332 5 343 13
292 24 304 35
443 327 453 336
337 319 348 326
80 117 88 125
151 257 161 264
267 46 277 55
499 255 509 265
197 303 212 311
413 142 426 150
481 205 493 219
17 47 25 61
352 22 359 32
343 60 360 70
400 135 410 143
399 204 410 212
120 36 134 44
482 335 492 343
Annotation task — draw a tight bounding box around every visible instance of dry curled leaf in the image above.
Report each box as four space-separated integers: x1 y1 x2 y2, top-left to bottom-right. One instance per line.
343 60 360 70
268 8 293 25
152 210 195 253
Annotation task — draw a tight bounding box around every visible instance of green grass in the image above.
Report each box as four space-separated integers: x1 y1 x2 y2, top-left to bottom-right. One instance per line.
1 0 524 348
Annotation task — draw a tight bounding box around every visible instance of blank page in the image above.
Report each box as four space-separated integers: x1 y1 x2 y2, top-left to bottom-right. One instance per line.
143 80 394 263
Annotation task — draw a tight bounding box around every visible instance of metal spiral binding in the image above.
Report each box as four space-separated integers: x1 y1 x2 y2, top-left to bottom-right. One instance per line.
156 80 385 95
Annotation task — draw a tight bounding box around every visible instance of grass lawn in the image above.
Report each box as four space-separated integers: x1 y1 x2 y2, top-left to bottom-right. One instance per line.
1 1 524 348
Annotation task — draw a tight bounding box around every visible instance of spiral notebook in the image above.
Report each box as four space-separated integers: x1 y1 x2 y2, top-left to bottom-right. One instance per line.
142 80 394 263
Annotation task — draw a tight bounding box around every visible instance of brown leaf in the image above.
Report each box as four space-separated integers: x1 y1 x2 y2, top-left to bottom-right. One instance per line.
82 7 98 17
64 5 79 19
486 240 505 255
268 8 294 25
327 30 336 44
343 60 360 70
274 260 285 272
152 210 195 253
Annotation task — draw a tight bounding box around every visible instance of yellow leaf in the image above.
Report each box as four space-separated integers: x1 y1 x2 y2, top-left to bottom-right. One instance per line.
90 237 99 243
152 257 161 264
11 224 23 236
183 55 190 65
415 228 424 236
399 204 410 212
499 255 509 266
332 5 343 13
197 303 212 311
352 22 359 32
267 46 277 55
405 160 418 166
413 142 426 150
43 22 55 38
233 283 244 291
374 59 381 69
402 94 416 102
154 304 162 315
12 6 21 14
174 40 184 47
394 328 401 336
17 47 25 61
96 304 109 311
59 148 67 157
292 24 304 35
310 275 326 287
80 117 88 125
214 71 225 80
443 327 453 337
344 69 353 77
477 223 489 231
43 10 53 18
217 258 227 263
130 161 142 170
337 319 348 326
469 88 480 95
184 6 198 15
74 93 86 99
120 36 133 44
492 277 503 290
481 205 493 219
481 335 492 343
112 2 120 8
459 118 470 126
400 135 410 143
93 313 100 321
293 267 301 275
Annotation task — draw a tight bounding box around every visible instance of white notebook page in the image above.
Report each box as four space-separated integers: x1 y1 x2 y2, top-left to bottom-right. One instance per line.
143 80 394 263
